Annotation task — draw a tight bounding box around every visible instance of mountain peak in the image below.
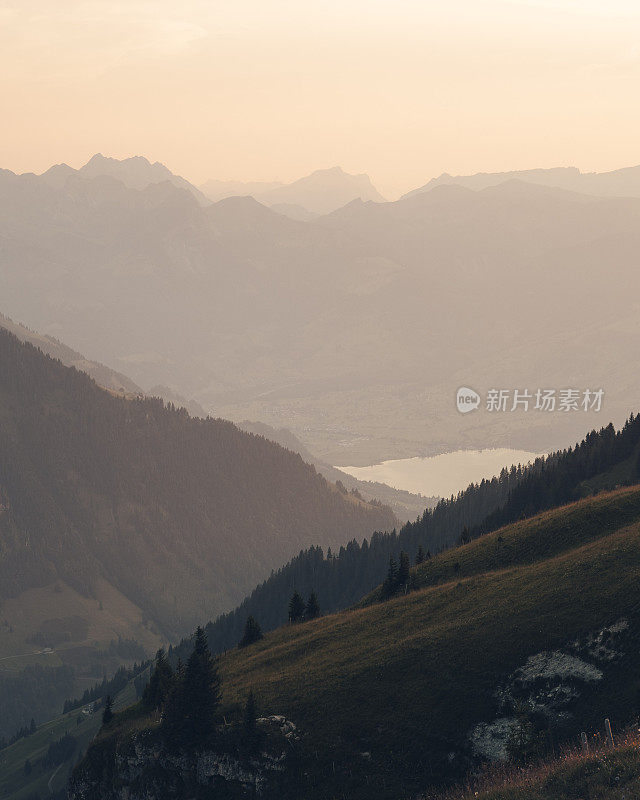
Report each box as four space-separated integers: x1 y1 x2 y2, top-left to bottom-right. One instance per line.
256 166 385 215
79 153 209 205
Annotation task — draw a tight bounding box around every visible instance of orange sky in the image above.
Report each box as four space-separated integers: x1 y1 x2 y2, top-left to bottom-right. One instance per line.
2 0 640 197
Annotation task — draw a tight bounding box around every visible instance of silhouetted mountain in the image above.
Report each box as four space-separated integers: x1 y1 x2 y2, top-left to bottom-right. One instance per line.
78 153 209 204
404 163 640 199
200 178 283 202
200 166 384 216
255 166 385 214
2 165 640 465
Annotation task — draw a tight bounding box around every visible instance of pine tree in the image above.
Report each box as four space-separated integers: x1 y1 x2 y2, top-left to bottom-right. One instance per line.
162 660 186 743
305 591 321 620
459 525 471 545
142 648 174 711
238 616 263 648
383 554 398 595
24 758 32 776
181 627 221 744
288 590 306 623
29 718 36 735
102 695 114 725
415 545 425 565
397 550 410 590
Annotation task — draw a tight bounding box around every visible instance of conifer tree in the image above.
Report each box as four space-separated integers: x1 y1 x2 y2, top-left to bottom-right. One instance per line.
181 627 221 743
24 759 32 776
415 545 425 565
238 616 263 648
305 591 321 620
29 718 36 735
383 554 398 595
288 590 306 623
162 660 186 743
102 695 114 725
397 550 410 590
143 648 174 712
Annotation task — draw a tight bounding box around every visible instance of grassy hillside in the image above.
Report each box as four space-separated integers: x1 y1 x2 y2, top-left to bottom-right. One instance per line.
441 728 640 800
84 484 640 799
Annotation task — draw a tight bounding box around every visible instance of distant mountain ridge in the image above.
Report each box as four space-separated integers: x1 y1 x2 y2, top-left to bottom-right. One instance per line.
254 166 385 215
3 159 640 465
39 153 210 205
404 163 640 199
200 165 386 217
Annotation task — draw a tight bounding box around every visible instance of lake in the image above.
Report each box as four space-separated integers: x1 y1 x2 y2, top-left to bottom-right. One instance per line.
338 448 544 499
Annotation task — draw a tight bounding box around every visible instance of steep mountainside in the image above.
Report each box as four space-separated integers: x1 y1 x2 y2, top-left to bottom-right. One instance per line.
238 420 437 521
2 165 640 463
173 415 640 657
0 312 143 395
0 327 394 638
71 485 640 799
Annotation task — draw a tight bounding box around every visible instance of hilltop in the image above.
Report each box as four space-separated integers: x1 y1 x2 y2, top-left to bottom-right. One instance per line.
72 483 640 799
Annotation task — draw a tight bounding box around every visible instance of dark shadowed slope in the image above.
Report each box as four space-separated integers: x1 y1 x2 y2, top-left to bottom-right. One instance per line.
0 327 395 640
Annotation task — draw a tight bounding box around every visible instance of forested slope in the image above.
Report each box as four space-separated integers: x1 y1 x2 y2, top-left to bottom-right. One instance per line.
0 327 395 638
191 415 640 655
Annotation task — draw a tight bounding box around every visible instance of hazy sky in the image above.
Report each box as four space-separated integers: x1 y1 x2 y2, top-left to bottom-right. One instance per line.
2 0 640 197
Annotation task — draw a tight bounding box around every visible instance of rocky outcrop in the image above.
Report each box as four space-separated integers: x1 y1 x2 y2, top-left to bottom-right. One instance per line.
69 716 299 799
470 619 630 761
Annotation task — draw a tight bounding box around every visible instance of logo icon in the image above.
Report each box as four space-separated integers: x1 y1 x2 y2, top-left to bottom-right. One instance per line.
456 387 480 414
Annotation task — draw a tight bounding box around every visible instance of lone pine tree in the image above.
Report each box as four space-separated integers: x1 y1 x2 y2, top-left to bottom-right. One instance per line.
182 627 221 742
162 629 221 746
288 590 306 623
239 616 263 648
305 591 321 620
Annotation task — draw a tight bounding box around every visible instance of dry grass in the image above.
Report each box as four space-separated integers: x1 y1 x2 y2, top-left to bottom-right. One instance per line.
437 729 640 800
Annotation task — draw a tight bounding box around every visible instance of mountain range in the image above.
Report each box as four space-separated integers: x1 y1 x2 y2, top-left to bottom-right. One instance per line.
2 159 639 466
405 163 640 199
